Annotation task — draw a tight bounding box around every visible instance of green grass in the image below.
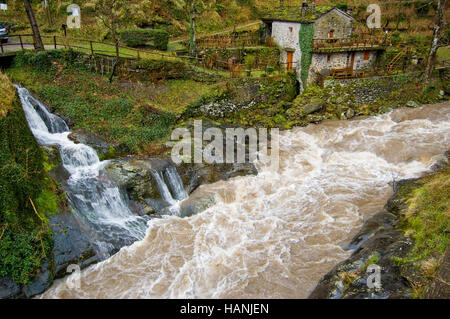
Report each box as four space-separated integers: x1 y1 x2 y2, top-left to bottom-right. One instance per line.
0 71 54 285
167 42 187 52
437 46 450 65
40 36 181 61
393 170 450 298
6 63 216 155
402 171 450 262
0 72 16 118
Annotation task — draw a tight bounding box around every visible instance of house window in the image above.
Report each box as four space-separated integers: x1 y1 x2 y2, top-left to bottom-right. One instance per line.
327 55 331 63
363 51 370 61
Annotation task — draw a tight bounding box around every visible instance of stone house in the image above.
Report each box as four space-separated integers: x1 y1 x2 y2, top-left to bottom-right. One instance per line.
261 3 386 89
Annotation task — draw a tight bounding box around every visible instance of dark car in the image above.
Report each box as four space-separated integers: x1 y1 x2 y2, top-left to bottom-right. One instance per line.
0 24 8 43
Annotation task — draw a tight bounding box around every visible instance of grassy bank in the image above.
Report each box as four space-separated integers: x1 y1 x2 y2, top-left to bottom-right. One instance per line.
6 52 219 155
394 168 450 298
0 71 57 285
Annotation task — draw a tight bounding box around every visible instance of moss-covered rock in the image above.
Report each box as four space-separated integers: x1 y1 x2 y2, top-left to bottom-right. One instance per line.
0 72 51 297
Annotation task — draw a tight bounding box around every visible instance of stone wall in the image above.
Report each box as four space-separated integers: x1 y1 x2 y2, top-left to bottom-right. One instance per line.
313 9 353 39
324 73 418 106
308 50 378 84
270 9 355 87
353 51 378 70
271 21 302 79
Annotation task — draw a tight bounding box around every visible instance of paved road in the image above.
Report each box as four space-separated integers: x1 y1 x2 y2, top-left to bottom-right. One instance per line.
1 37 62 54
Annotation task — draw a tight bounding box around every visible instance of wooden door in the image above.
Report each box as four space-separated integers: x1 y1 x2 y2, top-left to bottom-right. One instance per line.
287 52 293 71
350 52 355 70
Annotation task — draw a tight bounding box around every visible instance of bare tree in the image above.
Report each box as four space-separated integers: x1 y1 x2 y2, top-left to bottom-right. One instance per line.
425 0 447 82
95 0 129 46
23 0 44 51
188 0 197 57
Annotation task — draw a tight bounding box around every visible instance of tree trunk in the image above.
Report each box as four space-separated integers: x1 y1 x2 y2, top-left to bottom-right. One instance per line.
425 0 445 83
23 0 44 51
189 1 197 57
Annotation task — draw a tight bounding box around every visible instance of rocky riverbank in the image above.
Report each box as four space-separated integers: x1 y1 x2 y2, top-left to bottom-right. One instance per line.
309 152 450 299
1 121 258 299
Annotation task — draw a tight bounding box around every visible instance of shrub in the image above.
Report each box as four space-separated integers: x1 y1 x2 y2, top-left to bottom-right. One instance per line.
120 28 169 50
244 55 256 70
132 57 190 80
13 51 52 72
0 73 50 284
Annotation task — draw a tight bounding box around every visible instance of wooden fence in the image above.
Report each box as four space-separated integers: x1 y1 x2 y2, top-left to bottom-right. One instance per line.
313 36 389 51
0 34 178 60
196 33 261 50
1 34 294 79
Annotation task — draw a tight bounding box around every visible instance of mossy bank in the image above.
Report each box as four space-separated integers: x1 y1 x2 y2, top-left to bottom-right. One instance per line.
309 152 450 299
0 71 53 297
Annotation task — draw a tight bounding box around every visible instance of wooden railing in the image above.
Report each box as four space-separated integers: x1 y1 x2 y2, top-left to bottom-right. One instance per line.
313 36 389 51
0 34 179 60
187 52 297 78
1 34 288 79
196 33 261 50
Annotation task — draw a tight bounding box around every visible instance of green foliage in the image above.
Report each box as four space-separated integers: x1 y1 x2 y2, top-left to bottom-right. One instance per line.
120 28 169 50
0 77 51 284
14 51 53 72
418 84 441 104
244 55 256 69
362 252 380 272
0 229 52 284
401 171 450 262
132 57 190 80
299 23 314 89
335 3 348 11
414 1 433 16
7 66 179 155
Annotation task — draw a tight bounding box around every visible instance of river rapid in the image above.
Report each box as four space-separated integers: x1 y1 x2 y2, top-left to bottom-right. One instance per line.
33 101 450 299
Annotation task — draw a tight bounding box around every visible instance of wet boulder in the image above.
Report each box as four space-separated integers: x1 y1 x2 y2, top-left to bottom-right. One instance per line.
69 128 128 160
50 210 100 280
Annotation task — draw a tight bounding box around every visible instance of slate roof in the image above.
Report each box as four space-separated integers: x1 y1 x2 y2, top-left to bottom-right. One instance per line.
261 6 354 24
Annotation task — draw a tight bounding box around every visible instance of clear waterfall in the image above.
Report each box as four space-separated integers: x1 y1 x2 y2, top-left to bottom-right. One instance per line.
17 86 147 259
150 167 188 216
165 166 189 201
151 169 177 205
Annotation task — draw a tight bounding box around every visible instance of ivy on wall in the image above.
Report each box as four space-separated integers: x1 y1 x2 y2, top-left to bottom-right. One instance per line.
299 23 314 89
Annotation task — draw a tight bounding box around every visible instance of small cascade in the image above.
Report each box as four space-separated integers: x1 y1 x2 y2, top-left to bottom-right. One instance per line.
17 86 147 259
25 93 69 134
165 166 188 201
151 169 177 205
150 167 188 215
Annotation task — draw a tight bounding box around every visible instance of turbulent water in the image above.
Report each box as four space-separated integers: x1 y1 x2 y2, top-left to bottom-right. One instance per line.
37 101 449 299
17 87 148 259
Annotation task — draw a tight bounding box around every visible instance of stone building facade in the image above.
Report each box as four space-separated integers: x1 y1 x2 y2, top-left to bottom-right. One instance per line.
262 4 385 89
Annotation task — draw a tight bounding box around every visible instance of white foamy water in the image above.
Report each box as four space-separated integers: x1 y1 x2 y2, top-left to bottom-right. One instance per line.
40 102 450 299
17 87 148 259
